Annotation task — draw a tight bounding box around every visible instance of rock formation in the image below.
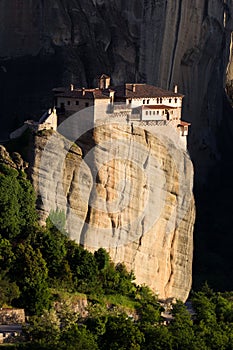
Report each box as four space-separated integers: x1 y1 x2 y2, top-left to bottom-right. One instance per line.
28 123 195 302
0 145 28 171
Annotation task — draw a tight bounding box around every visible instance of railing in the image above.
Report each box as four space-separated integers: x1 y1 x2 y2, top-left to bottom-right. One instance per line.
139 120 167 126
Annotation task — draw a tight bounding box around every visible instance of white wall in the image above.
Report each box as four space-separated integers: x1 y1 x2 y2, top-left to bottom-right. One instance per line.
127 96 182 108
94 98 111 121
142 109 167 121
57 97 94 112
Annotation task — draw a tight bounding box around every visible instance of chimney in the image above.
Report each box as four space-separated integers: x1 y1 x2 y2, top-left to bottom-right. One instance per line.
132 84 136 92
82 87 85 96
174 85 178 93
105 76 110 89
98 74 111 89
70 84 74 91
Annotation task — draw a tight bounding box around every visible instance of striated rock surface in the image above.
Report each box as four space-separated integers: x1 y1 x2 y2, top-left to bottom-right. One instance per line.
28 125 195 302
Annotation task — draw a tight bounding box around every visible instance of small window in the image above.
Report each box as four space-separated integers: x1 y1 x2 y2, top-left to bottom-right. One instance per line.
153 111 155 115
157 111 159 115
143 99 145 104
149 111 152 115
171 110 173 114
157 98 159 103
85 102 89 107
160 98 162 103
76 100 79 105
128 99 132 104
67 101 70 105
146 111 148 115
162 110 164 115
147 99 150 104
169 98 172 103
175 98 177 103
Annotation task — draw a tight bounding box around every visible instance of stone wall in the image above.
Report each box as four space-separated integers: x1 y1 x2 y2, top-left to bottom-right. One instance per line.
0 309 25 325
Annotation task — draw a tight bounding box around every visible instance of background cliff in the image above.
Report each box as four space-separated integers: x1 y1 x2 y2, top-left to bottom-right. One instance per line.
1 0 233 179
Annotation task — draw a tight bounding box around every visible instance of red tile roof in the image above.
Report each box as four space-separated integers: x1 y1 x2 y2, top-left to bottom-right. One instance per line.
177 121 191 126
53 83 183 100
113 84 184 98
54 88 111 100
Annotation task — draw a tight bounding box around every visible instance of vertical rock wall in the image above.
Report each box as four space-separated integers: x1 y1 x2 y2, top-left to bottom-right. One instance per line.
29 126 195 302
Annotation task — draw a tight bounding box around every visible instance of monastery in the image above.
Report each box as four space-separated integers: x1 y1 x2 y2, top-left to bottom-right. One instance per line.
53 74 190 147
10 74 190 148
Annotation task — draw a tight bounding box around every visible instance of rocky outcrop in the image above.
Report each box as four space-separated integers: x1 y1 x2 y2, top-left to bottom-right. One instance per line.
29 124 195 302
0 145 28 171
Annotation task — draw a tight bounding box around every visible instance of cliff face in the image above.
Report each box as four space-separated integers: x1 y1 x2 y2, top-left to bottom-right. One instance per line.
29 126 195 302
3 0 233 294
1 0 233 180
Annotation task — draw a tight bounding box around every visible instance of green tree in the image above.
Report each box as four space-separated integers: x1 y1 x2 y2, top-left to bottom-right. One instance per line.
191 292 216 324
17 176 37 234
0 164 37 241
0 237 15 271
59 324 99 350
0 276 20 307
101 314 144 350
66 241 100 294
39 226 68 280
12 243 51 314
136 286 162 325
23 310 60 346
0 169 21 239
0 238 20 306
140 324 173 350
192 290 233 349
169 301 196 350
94 248 110 270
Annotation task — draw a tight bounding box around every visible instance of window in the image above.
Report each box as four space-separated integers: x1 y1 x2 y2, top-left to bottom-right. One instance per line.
160 98 162 103
157 111 159 115
85 102 89 107
146 111 148 115
175 98 177 103
153 111 155 115
157 98 159 103
76 100 79 105
67 101 70 105
143 99 145 104
169 98 172 103
128 99 132 104
149 111 152 115
147 99 150 104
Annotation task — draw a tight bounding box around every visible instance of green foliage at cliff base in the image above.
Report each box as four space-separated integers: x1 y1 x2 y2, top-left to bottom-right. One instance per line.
2 155 233 349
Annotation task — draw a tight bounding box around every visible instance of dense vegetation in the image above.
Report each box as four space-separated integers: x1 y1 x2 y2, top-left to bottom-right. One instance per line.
1 159 233 349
